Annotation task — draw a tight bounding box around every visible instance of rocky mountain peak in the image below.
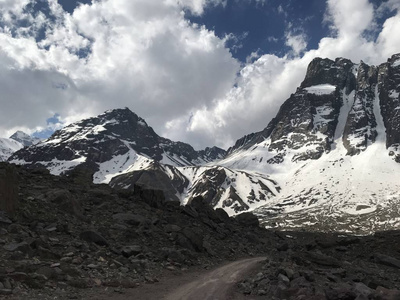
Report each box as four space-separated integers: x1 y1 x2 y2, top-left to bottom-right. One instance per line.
300 57 354 91
9 131 40 147
9 108 225 180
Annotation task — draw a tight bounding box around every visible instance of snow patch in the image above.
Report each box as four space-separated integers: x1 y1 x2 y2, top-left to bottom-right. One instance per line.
304 84 336 95
392 59 400 68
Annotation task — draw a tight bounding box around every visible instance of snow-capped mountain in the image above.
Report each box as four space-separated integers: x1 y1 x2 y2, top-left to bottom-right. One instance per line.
7 53 400 232
0 138 23 162
110 162 279 214
218 53 400 232
9 108 226 179
9 131 41 147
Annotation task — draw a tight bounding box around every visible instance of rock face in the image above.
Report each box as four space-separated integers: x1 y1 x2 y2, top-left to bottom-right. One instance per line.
227 54 400 161
218 53 400 232
9 108 226 179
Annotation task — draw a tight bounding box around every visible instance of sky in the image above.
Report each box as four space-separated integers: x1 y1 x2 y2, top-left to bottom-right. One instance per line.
0 0 399 150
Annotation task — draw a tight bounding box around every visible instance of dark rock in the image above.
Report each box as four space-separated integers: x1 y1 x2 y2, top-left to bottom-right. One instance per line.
112 213 146 226
0 211 12 225
164 224 181 233
161 248 186 264
0 289 12 295
235 212 259 227
373 253 400 269
325 283 356 300
79 230 109 246
3 241 30 253
182 206 199 218
182 228 204 252
374 286 400 300
306 252 341 267
121 245 142 258
0 163 18 215
215 208 230 223
37 246 61 260
277 242 289 251
43 189 84 218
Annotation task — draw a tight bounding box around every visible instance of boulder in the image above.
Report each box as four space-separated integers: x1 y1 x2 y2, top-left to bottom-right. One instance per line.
121 245 142 258
80 230 109 246
374 253 400 269
235 212 259 227
182 228 204 252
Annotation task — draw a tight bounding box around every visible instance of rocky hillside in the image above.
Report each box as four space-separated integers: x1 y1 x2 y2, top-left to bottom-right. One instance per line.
1 162 400 300
110 163 280 214
0 162 271 299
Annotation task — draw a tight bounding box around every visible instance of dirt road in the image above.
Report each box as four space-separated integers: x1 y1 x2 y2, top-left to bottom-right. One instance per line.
165 257 266 300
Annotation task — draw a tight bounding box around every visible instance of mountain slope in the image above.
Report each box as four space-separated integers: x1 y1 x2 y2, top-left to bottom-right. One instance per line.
9 108 226 180
10 131 41 147
110 164 280 214
0 138 23 162
218 53 400 232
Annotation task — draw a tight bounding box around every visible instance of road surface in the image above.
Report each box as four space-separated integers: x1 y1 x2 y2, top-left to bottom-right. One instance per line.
165 257 266 300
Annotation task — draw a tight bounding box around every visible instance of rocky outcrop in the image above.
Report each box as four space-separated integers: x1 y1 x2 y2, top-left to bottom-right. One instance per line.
227 53 400 162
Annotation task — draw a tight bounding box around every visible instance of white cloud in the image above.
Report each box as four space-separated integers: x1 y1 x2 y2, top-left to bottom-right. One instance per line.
285 32 307 56
0 0 239 145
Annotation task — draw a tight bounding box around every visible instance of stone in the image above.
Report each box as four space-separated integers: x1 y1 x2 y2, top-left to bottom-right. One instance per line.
3 241 30 253
182 228 204 252
44 189 83 218
112 213 146 226
306 252 341 267
374 286 400 300
278 274 290 284
235 212 259 227
164 224 181 233
121 245 142 258
80 230 109 246
37 246 61 260
215 208 230 223
352 283 372 297
374 253 400 269
0 212 12 225
0 289 12 295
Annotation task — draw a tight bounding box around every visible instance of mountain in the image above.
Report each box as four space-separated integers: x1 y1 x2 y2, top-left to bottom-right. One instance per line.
219 53 400 232
9 131 41 147
110 163 279 214
0 138 23 162
8 108 274 213
9 108 226 180
8 54 400 232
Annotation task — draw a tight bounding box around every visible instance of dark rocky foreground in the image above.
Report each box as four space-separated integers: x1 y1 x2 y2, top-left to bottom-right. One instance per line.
0 162 400 299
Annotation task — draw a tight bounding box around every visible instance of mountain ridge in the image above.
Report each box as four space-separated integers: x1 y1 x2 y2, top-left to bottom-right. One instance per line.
7 53 400 232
